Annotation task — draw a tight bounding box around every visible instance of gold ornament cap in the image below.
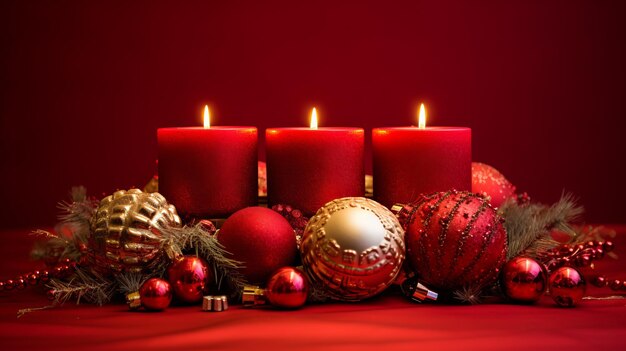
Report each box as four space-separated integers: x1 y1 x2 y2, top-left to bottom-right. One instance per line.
241 285 267 307
390 203 416 229
126 291 142 310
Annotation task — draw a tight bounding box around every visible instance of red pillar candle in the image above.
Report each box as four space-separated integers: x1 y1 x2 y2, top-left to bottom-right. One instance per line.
372 104 471 208
158 106 257 219
266 108 364 215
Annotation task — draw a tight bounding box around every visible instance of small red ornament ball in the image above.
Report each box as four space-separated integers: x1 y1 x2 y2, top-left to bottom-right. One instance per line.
167 256 211 304
472 162 516 208
401 191 508 293
266 267 309 309
139 278 173 310
549 266 586 307
500 257 547 303
218 207 297 284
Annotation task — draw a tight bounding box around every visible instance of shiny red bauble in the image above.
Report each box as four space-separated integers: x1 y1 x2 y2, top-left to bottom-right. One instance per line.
218 207 297 284
471 162 516 208
139 278 173 310
266 267 309 309
402 191 508 293
500 257 547 303
167 256 211 303
549 266 586 307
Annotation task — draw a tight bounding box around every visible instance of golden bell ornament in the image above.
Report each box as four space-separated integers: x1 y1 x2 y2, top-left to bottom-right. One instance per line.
300 197 405 301
89 189 181 274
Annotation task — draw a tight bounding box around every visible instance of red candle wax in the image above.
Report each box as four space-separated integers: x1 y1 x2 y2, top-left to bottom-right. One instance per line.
372 126 471 208
158 126 257 219
266 127 364 215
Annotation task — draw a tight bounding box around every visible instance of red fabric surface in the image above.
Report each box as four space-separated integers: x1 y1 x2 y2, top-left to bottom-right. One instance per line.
1 227 625 350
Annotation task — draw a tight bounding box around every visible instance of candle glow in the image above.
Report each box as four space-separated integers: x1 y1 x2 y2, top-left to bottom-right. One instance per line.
418 103 426 129
310 107 318 129
203 105 210 129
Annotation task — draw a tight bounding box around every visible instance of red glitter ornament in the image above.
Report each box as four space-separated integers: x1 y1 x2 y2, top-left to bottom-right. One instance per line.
471 162 516 208
549 266 586 307
167 256 211 303
266 267 309 309
395 191 508 293
139 278 172 310
218 207 297 284
500 257 547 303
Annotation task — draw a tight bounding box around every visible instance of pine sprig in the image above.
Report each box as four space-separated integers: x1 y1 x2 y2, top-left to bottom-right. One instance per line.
31 186 97 263
500 193 584 259
159 223 247 295
116 272 151 296
453 285 484 305
47 268 115 306
30 229 84 262
57 186 97 230
306 280 330 303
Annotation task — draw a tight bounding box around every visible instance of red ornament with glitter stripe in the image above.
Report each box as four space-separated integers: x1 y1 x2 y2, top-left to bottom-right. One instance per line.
394 191 508 293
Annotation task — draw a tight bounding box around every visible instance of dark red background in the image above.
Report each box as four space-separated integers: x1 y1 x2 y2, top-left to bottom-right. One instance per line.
1 0 625 229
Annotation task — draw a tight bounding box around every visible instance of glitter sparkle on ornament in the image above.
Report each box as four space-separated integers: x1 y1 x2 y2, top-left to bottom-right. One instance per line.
471 162 516 208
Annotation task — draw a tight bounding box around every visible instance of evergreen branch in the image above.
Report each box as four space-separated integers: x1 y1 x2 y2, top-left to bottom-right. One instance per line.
31 229 60 239
17 305 55 318
30 230 62 261
500 193 584 259
57 186 97 227
47 268 116 306
453 285 484 305
307 279 330 303
29 230 83 262
116 272 151 295
30 187 98 265
158 223 247 297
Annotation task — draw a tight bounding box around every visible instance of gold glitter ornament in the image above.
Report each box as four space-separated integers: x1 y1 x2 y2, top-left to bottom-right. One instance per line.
89 189 181 274
300 197 405 301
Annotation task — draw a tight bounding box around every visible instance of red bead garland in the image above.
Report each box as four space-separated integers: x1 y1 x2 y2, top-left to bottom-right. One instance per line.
542 240 614 271
0 258 73 293
589 275 626 291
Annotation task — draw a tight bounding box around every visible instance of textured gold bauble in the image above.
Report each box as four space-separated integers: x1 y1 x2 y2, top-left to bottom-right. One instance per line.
89 189 181 274
300 197 405 301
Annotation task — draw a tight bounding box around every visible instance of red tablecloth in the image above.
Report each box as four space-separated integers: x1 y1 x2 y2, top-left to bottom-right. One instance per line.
1 227 625 351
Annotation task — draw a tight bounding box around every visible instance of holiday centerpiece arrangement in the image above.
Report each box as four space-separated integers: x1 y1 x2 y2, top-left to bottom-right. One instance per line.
4 104 620 316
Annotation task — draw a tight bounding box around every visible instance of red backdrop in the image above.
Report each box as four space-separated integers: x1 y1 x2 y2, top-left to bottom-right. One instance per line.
1 0 625 228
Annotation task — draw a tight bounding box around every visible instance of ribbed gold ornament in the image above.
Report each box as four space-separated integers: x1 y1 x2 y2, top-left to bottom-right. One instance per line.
89 189 181 274
300 197 405 301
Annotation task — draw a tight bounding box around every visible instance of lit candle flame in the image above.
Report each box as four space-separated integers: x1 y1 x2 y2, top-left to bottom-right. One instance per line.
310 107 318 129
203 105 210 128
418 103 426 129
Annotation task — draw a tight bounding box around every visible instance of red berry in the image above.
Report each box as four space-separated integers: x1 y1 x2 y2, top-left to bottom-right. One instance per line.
591 275 607 288
609 279 622 291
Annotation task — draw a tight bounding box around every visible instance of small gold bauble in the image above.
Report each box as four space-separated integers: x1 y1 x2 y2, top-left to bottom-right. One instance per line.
89 189 181 274
300 197 405 301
